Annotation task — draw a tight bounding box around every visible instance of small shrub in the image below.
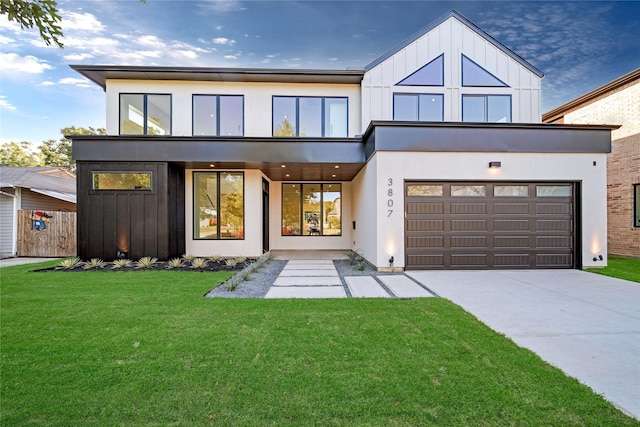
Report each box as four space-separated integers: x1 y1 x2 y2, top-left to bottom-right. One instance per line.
181 254 195 262
208 255 221 262
224 258 238 268
57 257 81 270
82 258 106 270
112 259 133 269
347 250 363 265
166 258 184 269
356 261 366 271
191 258 209 269
235 256 247 264
136 257 158 269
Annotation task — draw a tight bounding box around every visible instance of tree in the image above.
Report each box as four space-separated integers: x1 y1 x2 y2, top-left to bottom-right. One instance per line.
0 141 41 166
0 0 63 47
273 116 296 137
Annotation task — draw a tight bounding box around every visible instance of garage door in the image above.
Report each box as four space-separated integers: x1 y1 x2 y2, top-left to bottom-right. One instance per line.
405 182 576 269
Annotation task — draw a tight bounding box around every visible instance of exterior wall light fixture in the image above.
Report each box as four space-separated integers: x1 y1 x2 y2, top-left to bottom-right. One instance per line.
389 256 394 265
592 255 604 262
489 161 501 168
116 250 128 259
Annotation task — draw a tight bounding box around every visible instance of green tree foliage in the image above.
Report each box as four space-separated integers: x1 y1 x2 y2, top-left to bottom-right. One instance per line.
273 116 296 137
0 0 63 47
0 141 41 167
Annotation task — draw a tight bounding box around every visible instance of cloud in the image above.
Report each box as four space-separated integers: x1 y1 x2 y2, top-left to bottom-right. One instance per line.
0 35 14 44
38 81 55 87
224 55 237 60
60 11 105 32
199 1 247 13
0 95 16 110
37 77 92 88
213 37 236 45
0 53 52 74
137 35 165 49
63 53 95 61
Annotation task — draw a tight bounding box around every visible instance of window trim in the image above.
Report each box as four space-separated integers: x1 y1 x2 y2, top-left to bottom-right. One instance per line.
281 182 342 236
461 54 509 87
192 171 245 240
462 94 512 123
91 171 154 192
396 53 445 86
192 94 245 136
392 93 444 122
119 93 172 136
272 96 349 137
634 184 640 227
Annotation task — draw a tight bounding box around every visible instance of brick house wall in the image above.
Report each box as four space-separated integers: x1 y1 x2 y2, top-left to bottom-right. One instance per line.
562 78 640 257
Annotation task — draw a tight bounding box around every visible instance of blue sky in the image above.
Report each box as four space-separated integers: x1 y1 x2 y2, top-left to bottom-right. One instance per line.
1 0 638 145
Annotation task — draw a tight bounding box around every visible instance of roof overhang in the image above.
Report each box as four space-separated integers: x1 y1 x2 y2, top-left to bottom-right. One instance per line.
70 65 365 91
30 188 76 204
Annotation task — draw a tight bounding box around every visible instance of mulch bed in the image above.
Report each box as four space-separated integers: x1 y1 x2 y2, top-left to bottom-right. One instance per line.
32 258 255 273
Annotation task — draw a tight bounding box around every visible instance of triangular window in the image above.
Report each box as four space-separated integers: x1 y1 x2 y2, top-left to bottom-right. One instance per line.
462 55 508 87
396 54 444 86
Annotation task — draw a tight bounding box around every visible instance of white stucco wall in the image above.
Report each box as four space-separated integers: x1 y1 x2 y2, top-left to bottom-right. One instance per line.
105 80 362 138
362 16 542 129
350 154 379 263
359 151 607 269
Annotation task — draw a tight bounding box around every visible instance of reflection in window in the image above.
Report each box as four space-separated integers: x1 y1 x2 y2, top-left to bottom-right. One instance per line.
281 183 341 236
451 185 486 197
273 97 348 137
635 184 640 227
462 55 508 87
462 95 511 123
193 95 243 136
120 94 171 135
193 172 244 240
397 54 444 86
393 94 444 121
494 185 528 197
407 184 443 197
92 172 152 190
536 185 571 197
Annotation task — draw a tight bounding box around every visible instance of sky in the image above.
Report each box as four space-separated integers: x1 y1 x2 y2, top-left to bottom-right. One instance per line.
0 0 639 145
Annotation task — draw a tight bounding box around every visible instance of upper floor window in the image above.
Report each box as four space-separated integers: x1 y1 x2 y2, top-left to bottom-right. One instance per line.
396 54 444 86
393 93 443 121
273 96 347 137
462 55 508 87
120 94 171 135
462 95 511 123
193 95 244 136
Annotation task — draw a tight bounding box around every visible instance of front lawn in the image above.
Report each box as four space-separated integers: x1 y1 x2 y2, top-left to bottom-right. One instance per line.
1 261 637 426
587 256 640 283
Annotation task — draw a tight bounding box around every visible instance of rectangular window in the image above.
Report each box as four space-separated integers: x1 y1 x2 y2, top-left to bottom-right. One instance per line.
462 95 511 123
92 172 152 190
273 96 348 137
193 95 244 136
451 185 486 197
281 183 341 236
494 185 528 197
393 94 444 121
193 172 244 240
536 185 571 197
407 184 443 197
120 94 171 135
635 185 640 227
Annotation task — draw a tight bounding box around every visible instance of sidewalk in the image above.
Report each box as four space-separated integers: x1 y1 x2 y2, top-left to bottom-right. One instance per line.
0 257 59 268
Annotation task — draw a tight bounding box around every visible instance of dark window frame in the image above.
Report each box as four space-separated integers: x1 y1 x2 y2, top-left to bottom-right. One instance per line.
192 94 245 136
461 54 509 87
634 184 640 227
462 94 512 123
281 182 342 237
91 171 154 192
192 171 245 240
396 53 445 86
272 96 349 137
392 93 444 122
119 93 172 136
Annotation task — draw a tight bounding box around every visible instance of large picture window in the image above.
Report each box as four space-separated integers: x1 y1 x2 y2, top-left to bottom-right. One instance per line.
462 95 511 123
120 94 171 135
193 95 244 136
193 172 244 240
282 183 341 236
273 96 347 137
393 93 443 121
92 172 152 190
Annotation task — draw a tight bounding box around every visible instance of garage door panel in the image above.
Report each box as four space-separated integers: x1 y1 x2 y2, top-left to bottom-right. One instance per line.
405 181 575 270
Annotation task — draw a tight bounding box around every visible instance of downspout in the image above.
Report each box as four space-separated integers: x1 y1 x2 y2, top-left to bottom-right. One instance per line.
0 187 19 256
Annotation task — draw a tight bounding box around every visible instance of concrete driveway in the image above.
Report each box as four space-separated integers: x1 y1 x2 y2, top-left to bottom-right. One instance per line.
407 269 640 420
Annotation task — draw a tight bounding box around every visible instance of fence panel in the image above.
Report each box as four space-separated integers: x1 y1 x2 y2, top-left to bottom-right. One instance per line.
17 210 77 257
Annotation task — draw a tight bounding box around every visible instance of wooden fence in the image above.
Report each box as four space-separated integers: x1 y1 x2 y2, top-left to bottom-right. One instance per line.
17 210 76 257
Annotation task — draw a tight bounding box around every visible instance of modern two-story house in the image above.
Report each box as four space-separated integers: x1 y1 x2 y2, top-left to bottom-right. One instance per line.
70 10 613 270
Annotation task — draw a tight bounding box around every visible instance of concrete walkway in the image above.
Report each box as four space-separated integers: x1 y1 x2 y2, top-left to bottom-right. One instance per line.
0 257 60 267
407 269 640 420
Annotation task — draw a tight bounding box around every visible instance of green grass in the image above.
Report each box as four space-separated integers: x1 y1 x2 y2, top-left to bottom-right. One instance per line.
587 256 640 283
1 261 638 426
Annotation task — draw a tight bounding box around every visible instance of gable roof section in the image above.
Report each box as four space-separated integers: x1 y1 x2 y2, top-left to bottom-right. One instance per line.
364 10 544 78
0 167 76 202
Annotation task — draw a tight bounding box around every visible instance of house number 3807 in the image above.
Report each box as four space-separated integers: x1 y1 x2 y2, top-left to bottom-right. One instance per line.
387 178 394 217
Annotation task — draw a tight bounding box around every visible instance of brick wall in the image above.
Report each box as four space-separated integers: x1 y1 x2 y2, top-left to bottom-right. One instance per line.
564 78 640 257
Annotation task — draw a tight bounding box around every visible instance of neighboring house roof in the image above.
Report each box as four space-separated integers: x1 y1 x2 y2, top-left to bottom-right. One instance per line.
363 10 544 77
0 166 76 203
542 67 640 122
70 65 365 91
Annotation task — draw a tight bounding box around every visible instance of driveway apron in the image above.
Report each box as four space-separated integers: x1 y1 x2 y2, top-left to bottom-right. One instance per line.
406 269 640 419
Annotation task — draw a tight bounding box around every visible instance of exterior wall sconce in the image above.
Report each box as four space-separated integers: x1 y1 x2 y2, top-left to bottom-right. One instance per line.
489 161 501 168
116 250 128 259
592 255 604 262
389 256 394 265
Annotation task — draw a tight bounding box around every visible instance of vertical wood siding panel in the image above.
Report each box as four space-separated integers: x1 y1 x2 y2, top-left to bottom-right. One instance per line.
102 193 117 258
417 36 429 68
393 51 405 84
130 193 144 259
155 163 169 259
405 42 418 77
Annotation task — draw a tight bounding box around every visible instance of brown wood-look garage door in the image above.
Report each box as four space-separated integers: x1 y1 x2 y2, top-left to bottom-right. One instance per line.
405 182 576 269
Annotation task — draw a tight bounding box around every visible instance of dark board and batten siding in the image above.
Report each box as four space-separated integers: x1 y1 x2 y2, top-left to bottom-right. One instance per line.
76 162 185 261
